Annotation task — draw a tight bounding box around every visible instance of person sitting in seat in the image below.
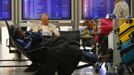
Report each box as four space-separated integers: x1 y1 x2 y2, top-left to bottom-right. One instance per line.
28 13 60 40
10 26 82 75
81 20 97 46
11 26 47 50
10 26 48 72
38 14 60 37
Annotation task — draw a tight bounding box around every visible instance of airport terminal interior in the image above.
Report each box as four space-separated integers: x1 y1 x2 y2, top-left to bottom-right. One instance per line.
0 0 134 75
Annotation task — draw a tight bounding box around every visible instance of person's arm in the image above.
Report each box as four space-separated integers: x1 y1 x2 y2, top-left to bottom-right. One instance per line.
49 24 60 37
81 29 92 39
113 3 122 18
16 38 32 50
37 25 43 32
30 32 43 40
27 26 33 32
26 31 43 41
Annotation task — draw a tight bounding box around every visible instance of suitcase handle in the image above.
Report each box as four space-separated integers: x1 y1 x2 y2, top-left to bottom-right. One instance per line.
128 31 134 38
126 19 133 24
131 31 134 37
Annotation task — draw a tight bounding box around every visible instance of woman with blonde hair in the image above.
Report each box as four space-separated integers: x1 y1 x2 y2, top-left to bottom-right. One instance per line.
113 0 129 18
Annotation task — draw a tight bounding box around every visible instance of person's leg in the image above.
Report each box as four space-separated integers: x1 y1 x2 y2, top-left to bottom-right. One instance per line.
40 50 58 75
25 49 43 72
24 62 40 72
57 46 81 75
57 55 80 75
34 63 57 75
43 64 57 75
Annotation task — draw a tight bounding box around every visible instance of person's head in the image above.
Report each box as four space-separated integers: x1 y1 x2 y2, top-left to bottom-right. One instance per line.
86 20 95 29
115 0 125 5
10 26 25 39
41 13 49 25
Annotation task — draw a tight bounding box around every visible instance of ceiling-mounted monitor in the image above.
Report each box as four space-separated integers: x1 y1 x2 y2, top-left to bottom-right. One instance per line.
82 0 131 19
0 0 11 20
22 0 71 20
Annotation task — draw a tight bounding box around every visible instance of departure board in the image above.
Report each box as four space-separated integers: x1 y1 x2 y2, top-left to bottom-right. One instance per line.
22 0 71 20
82 0 130 19
0 0 11 20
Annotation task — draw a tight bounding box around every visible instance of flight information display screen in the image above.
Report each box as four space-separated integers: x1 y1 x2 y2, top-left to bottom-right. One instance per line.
0 0 11 20
82 0 130 19
22 0 71 20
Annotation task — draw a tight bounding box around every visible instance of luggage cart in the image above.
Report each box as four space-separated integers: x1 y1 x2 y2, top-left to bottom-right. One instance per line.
117 18 134 75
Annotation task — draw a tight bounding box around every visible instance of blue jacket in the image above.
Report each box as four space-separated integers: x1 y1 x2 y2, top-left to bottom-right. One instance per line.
16 32 43 50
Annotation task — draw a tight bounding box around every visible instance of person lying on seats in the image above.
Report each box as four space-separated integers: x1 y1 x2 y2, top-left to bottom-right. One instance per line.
10 26 49 72
11 26 48 50
10 26 82 75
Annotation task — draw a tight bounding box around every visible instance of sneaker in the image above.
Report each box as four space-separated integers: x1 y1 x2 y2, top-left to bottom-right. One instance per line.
24 63 40 72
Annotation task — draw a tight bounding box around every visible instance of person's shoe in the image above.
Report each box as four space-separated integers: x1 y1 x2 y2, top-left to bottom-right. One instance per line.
33 66 44 75
24 63 40 72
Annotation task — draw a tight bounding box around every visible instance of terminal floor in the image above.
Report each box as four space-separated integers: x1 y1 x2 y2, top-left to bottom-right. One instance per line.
0 44 131 75
0 42 100 75
0 47 131 75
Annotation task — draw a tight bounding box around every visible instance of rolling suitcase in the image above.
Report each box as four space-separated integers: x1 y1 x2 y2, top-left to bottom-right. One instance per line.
119 38 134 65
119 18 134 43
121 48 134 65
120 39 134 51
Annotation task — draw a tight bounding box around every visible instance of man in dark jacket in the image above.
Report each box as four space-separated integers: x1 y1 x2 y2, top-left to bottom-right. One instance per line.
11 26 82 75
12 26 45 50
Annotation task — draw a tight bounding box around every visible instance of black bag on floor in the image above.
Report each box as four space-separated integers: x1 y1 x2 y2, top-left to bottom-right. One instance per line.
82 51 98 63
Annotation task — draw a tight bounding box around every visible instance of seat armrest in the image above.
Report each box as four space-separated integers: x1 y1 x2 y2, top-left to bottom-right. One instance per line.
6 39 9 47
